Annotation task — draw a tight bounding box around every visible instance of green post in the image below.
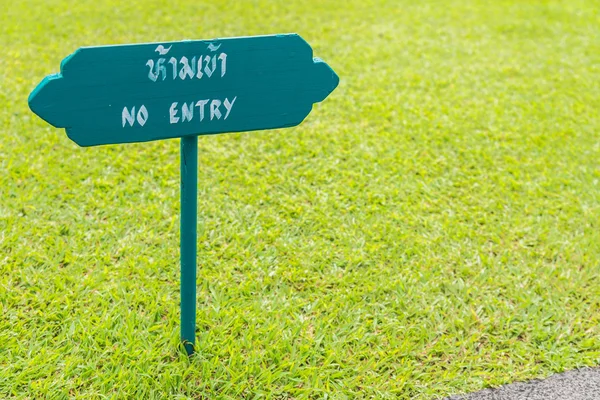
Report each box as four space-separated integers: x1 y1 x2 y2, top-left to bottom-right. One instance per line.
180 135 198 356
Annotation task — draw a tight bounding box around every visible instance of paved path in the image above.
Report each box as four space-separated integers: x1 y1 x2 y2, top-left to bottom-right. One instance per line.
447 368 600 400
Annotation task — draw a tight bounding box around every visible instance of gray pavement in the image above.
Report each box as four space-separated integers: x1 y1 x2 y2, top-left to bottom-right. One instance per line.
447 368 600 400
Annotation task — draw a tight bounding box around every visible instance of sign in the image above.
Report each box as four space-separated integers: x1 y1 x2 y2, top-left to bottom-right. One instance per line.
28 33 338 356
28 34 339 147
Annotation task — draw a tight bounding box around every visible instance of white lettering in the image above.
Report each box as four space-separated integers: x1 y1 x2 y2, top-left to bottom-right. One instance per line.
147 53 227 81
196 56 203 79
218 53 227 77
179 56 196 80
168 57 177 80
155 44 172 55
223 97 236 119
195 100 209 121
182 102 194 122
210 99 222 120
204 55 216 78
168 98 234 124
146 60 158 82
136 105 149 126
169 102 179 124
122 106 136 127
156 58 167 80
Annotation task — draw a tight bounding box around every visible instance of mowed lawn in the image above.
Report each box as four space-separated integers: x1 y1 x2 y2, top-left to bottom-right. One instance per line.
1 0 599 398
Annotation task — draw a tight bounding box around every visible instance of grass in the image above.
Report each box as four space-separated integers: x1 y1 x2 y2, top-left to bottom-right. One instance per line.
1 0 600 398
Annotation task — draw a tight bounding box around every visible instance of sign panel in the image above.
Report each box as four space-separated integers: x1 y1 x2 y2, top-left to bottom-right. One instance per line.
28 34 339 147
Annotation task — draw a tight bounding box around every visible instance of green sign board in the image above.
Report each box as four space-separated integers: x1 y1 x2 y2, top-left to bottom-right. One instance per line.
28 34 339 147
28 34 338 355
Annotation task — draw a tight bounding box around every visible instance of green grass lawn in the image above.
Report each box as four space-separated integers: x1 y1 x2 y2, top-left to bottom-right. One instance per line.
1 0 599 398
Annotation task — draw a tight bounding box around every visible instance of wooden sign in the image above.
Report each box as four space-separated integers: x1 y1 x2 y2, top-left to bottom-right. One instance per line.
28 33 338 356
28 34 339 147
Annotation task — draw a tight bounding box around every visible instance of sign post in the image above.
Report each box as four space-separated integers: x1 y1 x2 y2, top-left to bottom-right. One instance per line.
180 135 198 355
28 33 338 355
